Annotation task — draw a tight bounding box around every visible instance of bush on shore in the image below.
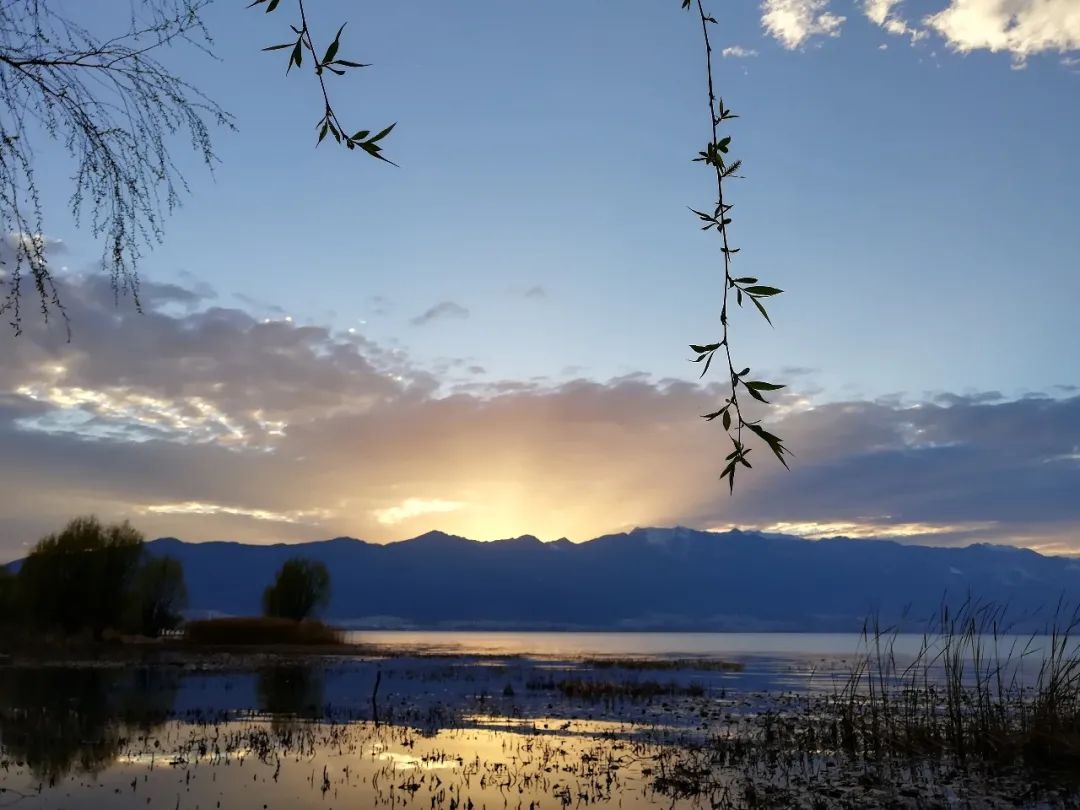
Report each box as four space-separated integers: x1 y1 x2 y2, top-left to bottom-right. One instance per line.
183 617 343 646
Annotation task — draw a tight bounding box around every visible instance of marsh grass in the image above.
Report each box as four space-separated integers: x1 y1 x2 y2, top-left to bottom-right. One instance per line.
583 657 744 673
526 676 706 701
831 599 1080 771
653 600 1080 807
183 617 343 647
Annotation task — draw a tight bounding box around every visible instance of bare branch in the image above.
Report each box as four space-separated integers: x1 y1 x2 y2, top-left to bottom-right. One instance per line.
0 0 234 333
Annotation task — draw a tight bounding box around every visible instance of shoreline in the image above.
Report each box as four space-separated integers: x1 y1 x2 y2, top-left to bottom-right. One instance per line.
0 639 756 672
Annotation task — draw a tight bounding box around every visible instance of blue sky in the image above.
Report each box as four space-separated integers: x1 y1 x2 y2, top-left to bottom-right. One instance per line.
2 0 1078 554
34 0 1080 398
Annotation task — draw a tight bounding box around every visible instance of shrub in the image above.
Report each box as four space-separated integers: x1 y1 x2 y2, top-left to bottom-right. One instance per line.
183 617 343 646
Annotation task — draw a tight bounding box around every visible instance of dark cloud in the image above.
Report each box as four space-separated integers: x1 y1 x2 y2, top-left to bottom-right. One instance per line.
523 286 547 300
0 274 1077 559
410 301 470 326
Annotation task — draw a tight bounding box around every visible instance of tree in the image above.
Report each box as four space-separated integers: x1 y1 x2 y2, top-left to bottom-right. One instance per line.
0 0 231 332
0 0 383 333
129 555 188 637
262 558 331 622
17 515 144 638
0 564 16 625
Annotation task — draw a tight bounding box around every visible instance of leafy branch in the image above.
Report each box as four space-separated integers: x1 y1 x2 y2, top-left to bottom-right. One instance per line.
250 0 396 163
682 0 790 491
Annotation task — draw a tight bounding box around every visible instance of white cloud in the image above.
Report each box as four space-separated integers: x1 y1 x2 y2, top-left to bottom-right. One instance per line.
143 501 330 525
865 0 898 26
925 0 1080 64
373 498 466 526
761 0 845 49
741 519 998 539
722 45 760 58
863 0 928 42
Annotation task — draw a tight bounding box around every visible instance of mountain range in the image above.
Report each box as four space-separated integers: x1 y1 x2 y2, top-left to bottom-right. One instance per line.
145 528 1080 632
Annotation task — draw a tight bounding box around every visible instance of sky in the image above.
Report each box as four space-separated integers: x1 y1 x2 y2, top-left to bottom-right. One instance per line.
1 0 1078 559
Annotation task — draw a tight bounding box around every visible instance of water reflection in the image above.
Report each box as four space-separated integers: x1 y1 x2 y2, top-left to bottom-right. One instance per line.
255 665 324 726
0 667 177 783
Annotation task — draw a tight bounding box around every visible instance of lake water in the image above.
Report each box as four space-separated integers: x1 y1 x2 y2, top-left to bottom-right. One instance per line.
2 632 1077 807
349 629 1076 662
348 630 877 656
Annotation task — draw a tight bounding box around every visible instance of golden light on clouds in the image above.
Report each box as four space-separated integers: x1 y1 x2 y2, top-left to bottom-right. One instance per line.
732 520 1000 540
142 501 331 525
0 274 1077 557
372 498 467 526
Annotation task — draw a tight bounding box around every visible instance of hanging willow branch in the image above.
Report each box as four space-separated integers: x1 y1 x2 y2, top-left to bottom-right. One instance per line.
0 0 233 334
683 0 790 491
250 0 396 163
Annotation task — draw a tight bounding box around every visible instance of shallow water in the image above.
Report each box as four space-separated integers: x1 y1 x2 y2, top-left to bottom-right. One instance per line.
347 630 881 657
348 629 1080 663
2 634 1078 808
1 717 677 809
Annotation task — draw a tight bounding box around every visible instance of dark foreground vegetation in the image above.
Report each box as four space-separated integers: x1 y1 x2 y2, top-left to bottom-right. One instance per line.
184 617 343 647
0 515 337 650
653 602 1080 807
0 516 186 640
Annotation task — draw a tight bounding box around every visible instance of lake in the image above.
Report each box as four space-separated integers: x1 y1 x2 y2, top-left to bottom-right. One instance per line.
1 631 1077 807
347 629 882 656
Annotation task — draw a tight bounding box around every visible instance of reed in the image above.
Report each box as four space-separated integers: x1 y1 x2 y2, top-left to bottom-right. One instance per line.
653 599 1080 807
831 599 1080 770
582 657 744 672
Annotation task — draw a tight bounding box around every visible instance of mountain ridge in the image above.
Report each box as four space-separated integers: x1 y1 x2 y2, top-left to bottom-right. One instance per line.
140 527 1080 632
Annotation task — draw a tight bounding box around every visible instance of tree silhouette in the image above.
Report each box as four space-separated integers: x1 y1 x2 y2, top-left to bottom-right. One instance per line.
262 558 331 622
17 515 144 638
130 555 188 637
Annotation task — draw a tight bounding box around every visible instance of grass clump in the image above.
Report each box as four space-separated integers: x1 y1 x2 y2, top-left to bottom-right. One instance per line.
583 657 744 673
652 599 1080 808
831 599 1080 771
183 617 343 647
526 677 705 700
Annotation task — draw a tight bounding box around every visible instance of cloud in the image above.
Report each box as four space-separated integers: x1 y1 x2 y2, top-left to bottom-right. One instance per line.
0 274 1078 558
722 46 760 58
523 286 547 300
761 0 845 49
926 0 1080 63
143 501 331 525
863 0 927 42
410 301 470 326
861 0 1080 64
373 498 466 526
743 520 998 540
